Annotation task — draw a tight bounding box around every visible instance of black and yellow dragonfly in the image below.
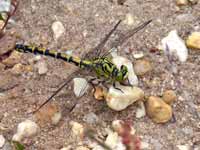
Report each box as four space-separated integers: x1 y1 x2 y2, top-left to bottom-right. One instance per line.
15 19 152 113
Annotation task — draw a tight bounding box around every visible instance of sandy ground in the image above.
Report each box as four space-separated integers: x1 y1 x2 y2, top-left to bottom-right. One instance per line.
0 0 200 149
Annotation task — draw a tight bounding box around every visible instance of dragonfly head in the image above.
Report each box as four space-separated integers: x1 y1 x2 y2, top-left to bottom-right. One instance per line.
116 65 128 82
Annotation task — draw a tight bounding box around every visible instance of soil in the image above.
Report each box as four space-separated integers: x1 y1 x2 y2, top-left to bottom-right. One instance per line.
0 0 200 149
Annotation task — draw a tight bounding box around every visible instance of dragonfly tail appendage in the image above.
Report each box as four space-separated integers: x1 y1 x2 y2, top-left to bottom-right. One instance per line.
15 44 92 69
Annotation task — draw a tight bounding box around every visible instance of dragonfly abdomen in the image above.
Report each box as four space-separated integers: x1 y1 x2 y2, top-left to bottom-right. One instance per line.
15 44 92 68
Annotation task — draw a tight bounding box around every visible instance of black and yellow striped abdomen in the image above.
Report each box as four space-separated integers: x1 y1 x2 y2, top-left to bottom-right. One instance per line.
15 44 128 82
15 44 92 68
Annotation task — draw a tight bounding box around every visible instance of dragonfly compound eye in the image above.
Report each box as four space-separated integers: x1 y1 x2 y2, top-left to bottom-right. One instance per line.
120 65 128 79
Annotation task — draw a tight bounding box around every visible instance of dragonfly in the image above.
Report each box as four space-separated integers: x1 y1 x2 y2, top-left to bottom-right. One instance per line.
15 19 152 113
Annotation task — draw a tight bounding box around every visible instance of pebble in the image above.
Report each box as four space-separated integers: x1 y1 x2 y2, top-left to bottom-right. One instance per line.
112 54 138 86
69 121 84 139
76 146 90 150
35 104 61 125
112 120 136 135
132 52 144 59
176 0 189 6
136 102 146 118
12 120 39 142
106 85 144 111
2 51 22 67
177 145 191 150
93 86 105 100
162 90 177 105
0 0 11 12
52 21 65 40
83 112 99 124
134 59 152 76
140 141 150 149
11 63 33 75
161 30 188 62
105 131 126 150
0 20 4 29
0 135 5 148
124 13 135 26
73 78 89 97
35 60 48 75
186 32 200 50
188 0 198 4
145 96 172 123
0 63 5 71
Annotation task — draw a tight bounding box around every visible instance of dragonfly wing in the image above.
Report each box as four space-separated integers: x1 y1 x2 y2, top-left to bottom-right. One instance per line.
84 20 121 59
105 19 152 55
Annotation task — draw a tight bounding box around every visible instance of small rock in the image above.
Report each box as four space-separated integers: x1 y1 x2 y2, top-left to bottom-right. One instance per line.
73 78 89 97
83 112 99 124
162 90 176 105
140 141 150 149
177 145 191 150
35 60 48 75
0 135 5 148
93 86 105 100
35 104 61 125
105 132 126 150
134 59 152 76
112 54 138 86
69 121 84 139
2 51 22 67
146 96 172 123
186 32 200 50
176 0 189 6
161 30 188 62
112 120 136 135
0 20 4 30
0 63 5 71
188 0 198 4
76 146 90 150
60 146 72 150
52 21 65 40
12 120 39 142
0 32 16 55
1 141 12 150
106 85 144 111
124 13 135 26
0 0 11 12
132 52 144 59
11 63 33 75
136 102 146 118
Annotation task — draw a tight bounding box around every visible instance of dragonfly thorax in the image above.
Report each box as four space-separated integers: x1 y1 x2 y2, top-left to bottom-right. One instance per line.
92 57 128 82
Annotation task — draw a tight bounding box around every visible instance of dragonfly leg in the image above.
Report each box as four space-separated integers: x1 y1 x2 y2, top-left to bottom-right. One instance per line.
113 82 124 93
120 78 132 87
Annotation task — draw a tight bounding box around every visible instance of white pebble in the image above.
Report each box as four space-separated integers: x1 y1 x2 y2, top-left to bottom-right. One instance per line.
52 21 65 40
12 120 39 142
105 132 126 150
73 78 89 97
112 54 138 86
141 141 150 149
132 52 144 59
124 13 135 26
161 30 188 62
136 101 146 118
35 61 48 75
0 0 11 12
69 121 84 137
0 135 5 148
51 112 62 125
106 85 144 111
177 145 191 150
